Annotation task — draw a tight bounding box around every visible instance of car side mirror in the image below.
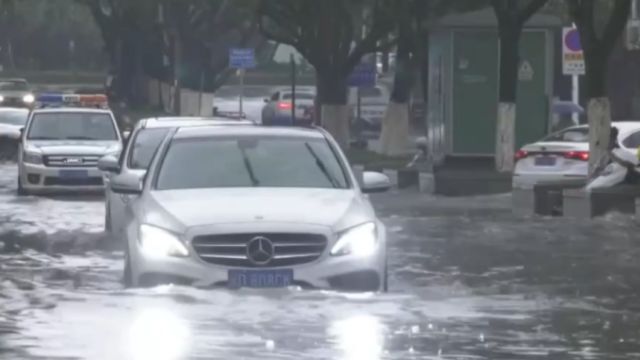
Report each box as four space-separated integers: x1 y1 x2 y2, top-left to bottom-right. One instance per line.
98 154 121 173
111 173 143 195
18 127 24 139
362 171 391 193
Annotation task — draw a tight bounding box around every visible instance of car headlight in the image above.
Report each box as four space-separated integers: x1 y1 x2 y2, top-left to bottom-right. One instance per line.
330 222 378 257
139 224 189 259
0 95 4 102
23 94 35 104
22 151 43 165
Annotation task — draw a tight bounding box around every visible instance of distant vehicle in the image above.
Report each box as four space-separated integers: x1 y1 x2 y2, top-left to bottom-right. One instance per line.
17 94 123 195
261 87 316 126
349 85 389 132
0 108 29 140
100 116 255 237
513 121 640 188
0 78 35 109
101 123 392 291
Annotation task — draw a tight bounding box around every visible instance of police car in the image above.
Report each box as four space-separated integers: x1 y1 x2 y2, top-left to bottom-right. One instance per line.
17 94 123 195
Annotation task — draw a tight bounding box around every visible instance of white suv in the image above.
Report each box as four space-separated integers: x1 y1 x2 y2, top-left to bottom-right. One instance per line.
18 107 122 195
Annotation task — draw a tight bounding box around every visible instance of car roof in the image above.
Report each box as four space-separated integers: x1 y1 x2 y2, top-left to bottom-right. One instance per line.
142 117 255 129
31 108 113 114
174 124 325 140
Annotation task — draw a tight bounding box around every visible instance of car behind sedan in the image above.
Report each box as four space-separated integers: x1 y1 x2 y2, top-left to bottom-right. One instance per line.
100 125 392 292
513 121 640 188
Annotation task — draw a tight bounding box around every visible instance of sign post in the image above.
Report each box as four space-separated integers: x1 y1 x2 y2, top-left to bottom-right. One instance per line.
562 27 585 124
347 62 377 125
229 48 256 117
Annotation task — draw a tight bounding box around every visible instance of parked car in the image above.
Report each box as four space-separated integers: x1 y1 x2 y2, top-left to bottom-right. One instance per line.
100 123 392 292
348 85 389 133
261 87 316 126
101 116 254 237
512 121 640 188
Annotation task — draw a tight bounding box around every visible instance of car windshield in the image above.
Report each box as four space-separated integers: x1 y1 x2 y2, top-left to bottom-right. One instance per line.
128 128 170 169
542 127 589 142
27 112 118 140
0 80 29 91
0 110 28 126
156 136 348 190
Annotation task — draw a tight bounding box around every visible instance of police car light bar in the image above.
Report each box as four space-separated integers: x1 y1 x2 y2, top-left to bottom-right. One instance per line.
35 93 109 109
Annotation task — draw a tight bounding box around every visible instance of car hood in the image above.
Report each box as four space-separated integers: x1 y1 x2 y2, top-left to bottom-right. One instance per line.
27 140 121 155
147 188 371 229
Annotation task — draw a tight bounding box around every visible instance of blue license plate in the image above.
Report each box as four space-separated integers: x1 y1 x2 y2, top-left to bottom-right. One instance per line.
58 170 89 178
534 156 556 166
228 269 294 289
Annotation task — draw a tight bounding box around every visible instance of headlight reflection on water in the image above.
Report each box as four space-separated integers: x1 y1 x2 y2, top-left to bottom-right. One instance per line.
128 308 191 360
330 314 385 360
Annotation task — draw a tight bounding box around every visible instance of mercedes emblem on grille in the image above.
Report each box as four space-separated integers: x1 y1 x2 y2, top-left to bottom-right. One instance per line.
246 236 274 265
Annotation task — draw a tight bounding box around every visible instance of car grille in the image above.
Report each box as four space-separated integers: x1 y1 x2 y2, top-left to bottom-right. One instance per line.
44 155 101 168
192 233 328 267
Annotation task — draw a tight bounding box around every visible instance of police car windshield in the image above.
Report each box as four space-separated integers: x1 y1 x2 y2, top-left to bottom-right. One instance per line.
0 81 29 91
27 112 118 141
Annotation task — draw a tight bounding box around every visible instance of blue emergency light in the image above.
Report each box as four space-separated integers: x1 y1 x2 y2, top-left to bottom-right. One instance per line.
35 93 107 109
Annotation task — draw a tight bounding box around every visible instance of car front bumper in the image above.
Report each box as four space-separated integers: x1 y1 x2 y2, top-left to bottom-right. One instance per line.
19 162 106 193
127 222 387 292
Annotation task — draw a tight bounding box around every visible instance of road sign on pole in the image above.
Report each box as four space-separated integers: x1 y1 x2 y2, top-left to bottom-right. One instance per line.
347 62 377 88
562 27 585 76
229 48 256 69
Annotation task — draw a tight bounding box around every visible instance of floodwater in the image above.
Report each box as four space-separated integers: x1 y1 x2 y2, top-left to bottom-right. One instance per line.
1 162 640 359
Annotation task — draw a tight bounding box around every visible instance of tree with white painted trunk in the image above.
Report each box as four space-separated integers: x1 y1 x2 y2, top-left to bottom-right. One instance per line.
491 0 549 173
567 0 632 178
257 0 397 149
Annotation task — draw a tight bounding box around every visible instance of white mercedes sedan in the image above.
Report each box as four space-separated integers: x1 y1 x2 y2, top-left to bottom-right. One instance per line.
100 124 392 292
513 121 640 188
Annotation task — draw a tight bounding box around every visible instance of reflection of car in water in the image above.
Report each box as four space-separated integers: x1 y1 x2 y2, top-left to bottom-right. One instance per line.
0 78 35 108
261 87 316 126
101 116 254 237
102 123 392 292
513 121 640 188
17 95 123 195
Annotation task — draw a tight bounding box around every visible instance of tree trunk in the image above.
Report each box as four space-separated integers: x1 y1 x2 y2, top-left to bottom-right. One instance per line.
495 28 520 173
587 97 611 177
316 69 350 148
379 32 413 156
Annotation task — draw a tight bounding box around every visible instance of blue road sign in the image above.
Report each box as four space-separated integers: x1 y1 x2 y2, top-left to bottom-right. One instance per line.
348 62 377 88
229 48 256 69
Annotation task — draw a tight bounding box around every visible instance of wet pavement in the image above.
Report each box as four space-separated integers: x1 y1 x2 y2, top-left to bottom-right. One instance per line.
1 161 640 359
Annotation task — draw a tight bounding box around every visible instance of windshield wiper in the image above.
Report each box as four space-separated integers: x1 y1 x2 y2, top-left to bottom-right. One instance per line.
65 136 98 140
305 143 340 188
239 148 260 187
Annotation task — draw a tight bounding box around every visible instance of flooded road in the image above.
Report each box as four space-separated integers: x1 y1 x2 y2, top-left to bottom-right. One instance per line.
1 161 640 359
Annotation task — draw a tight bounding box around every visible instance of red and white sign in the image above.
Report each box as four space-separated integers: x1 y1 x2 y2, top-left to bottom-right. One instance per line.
563 27 585 76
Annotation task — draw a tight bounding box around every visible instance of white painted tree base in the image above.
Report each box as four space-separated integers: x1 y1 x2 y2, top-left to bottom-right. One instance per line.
378 101 410 156
587 97 612 178
495 102 516 173
321 105 351 149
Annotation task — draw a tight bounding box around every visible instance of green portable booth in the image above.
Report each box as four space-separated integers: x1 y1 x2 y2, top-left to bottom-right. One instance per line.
426 8 562 165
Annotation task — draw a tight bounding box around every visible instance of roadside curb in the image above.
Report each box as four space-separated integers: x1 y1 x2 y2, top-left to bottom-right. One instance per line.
352 165 434 193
